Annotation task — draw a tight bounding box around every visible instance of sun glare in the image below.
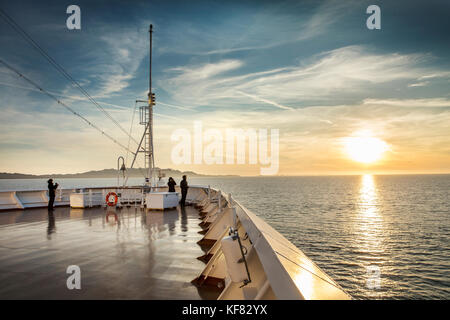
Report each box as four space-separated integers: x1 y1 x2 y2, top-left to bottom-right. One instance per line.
343 134 388 164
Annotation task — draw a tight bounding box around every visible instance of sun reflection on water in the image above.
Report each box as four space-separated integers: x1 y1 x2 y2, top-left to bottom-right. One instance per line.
356 175 384 247
357 175 384 232
355 174 385 297
360 174 378 217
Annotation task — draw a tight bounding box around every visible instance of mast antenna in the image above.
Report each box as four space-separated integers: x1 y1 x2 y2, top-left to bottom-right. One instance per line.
127 24 156 188
149 24 152 102
147 24 154 186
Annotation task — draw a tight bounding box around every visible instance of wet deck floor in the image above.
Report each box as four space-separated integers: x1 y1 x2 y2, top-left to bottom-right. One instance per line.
0 205 219 299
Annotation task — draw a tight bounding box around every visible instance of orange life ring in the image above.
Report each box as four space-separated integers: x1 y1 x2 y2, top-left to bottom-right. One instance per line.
105 192 118 206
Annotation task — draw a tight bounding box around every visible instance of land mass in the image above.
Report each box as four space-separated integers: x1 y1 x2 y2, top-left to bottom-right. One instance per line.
0 168 238 179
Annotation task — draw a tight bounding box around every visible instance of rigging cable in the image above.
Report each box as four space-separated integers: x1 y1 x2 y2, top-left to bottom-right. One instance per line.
0 8 144 151
0 58 136 156
126 101 138 166
125 101 147 178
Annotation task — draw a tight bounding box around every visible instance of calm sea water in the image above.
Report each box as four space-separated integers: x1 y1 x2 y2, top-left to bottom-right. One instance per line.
1 174 449 299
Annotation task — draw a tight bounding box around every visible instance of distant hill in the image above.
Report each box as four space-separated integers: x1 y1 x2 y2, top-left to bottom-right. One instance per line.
0 168 236 179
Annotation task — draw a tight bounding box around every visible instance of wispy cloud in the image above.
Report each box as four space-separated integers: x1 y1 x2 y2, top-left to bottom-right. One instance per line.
73 22 150 98
363 98 450 108
296 0 352 41
408 81 429 87
236 90 294 110
160 0 355 56
168 60 243 80
161 45 436 109
157 101 195 111
417 72 450 81
0 79 130 112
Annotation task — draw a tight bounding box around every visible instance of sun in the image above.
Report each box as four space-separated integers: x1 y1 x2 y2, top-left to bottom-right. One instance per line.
343 134 388 164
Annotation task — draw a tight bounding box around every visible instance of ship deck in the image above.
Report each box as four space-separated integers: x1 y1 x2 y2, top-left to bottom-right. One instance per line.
0 205 220 299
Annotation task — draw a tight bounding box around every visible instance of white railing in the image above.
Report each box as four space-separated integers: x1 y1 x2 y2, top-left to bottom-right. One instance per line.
0 186 146 211
0 188 76 210
202 186 352 300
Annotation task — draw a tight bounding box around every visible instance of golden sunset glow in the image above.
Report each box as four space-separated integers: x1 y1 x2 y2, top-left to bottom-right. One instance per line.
1 2 450 178
343 134 389 164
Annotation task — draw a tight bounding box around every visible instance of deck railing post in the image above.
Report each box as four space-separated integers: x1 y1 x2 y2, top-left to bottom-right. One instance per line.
117 188 122 209
89 189 92 208
218 190 222 214
208 185 211 202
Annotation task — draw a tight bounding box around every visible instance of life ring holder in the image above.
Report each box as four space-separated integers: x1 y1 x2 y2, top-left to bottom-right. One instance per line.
105 192 118 207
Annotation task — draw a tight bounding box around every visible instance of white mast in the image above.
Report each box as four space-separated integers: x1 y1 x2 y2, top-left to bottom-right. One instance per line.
128 24 156 188
147 24 155 186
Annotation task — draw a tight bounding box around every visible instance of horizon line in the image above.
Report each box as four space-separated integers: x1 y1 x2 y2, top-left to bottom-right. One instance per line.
1 169 449 178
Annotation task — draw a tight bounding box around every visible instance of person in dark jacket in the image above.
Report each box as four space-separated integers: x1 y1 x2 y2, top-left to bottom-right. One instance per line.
179 175 188 206
168 177 176 192
47 179 59 210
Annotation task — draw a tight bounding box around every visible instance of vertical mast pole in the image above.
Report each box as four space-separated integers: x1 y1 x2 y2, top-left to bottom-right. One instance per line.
147 24 153 185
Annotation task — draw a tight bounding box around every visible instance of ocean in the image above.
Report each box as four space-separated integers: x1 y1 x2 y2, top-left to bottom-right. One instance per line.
0 174 449 299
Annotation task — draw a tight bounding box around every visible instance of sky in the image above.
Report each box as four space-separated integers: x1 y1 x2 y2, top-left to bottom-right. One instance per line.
0 0 449 176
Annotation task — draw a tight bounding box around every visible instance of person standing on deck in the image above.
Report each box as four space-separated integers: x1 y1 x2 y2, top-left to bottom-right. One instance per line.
47 179 59 210
168 177 176 192
179 175 189 206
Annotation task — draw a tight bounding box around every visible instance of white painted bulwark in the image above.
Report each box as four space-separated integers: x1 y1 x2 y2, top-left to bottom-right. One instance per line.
70 192 104 208
145 192 179 210
0 191 23 210
16 190 48 208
